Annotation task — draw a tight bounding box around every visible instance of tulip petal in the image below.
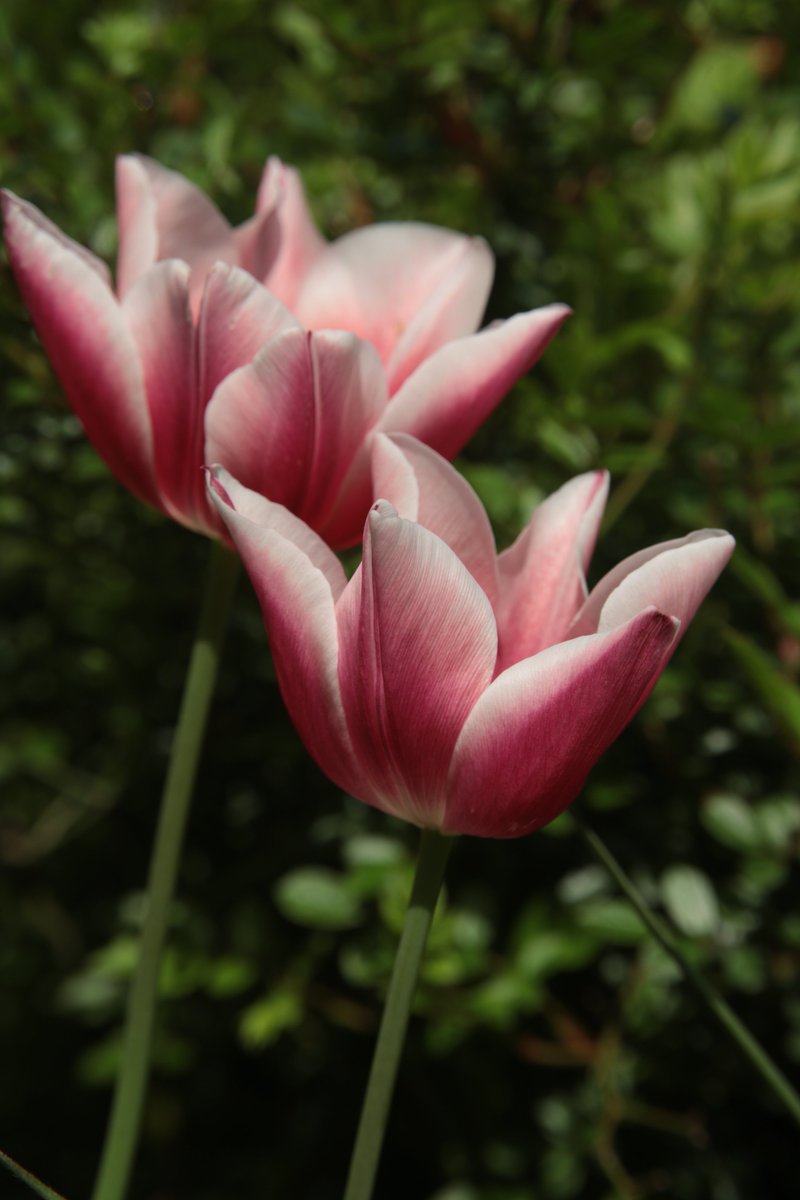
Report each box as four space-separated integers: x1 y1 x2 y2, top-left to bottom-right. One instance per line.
121 261 212 531
208 468 357 789
571 531 736 639
197 264 301 404
378 305 571 460
300 331 388 528
2 190 158 508
598 530 735 634
293 223 493 383
253 158 327 307
446 609 679 838
371 433 499 605
337 502 498 827
205 329 387 532
383 236 494 392
115 155 236 307
233 205 282 285
495 471 609 671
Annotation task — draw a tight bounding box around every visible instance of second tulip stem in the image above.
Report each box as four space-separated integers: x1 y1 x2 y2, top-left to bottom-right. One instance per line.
344 828 454 1200
91 540 239 1200
571 807 800 1127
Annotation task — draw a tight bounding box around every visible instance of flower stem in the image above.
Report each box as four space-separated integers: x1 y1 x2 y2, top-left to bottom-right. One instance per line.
571 808 800 1127
91 540 239 1200
344 828 454 1200
0 1148 69 1200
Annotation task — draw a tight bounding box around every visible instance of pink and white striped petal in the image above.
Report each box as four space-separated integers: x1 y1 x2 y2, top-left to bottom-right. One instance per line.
208 468 357 790
382 235 494 392
121 261 209 531
2 190 158 508
253 158 327 308
571 531 736 639
445 609 679 838
204 329 386 529
232 205 282 286
293 223 493 379
298 331 388 529
337 503 498 827
196 265 301 406
377 305 571 460
371 434 499 606
115 156 236 307
495 471 608 671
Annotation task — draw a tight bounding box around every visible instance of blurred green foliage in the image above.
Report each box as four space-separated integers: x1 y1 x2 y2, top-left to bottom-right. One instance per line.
2 1 800 1198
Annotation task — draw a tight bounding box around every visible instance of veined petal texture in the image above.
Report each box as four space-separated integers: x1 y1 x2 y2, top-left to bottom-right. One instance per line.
337 503 498 827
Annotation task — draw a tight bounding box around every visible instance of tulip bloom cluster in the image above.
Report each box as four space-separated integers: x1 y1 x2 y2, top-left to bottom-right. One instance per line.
209 435 733 839
2 156 567 545
2 150 748 1200
4 152 734 837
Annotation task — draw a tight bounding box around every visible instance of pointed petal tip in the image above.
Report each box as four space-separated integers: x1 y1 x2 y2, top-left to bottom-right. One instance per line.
1 189 41 231
368 498 400 524
204 464 234 509
0 187 20 217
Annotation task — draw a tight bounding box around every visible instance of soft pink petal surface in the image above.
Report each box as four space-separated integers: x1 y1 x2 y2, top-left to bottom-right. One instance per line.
205 330 387 531
337 503 498 826
197 265 301 406
116 156 236 308
120 261 208 530
571 531 736 639
495 471 609 670
378 305 571 459
293 223 493 383
232 206 282 285
371 434 499 606
254 158 327 307
2 190 158 508
208 469 357 790
446 610 679 838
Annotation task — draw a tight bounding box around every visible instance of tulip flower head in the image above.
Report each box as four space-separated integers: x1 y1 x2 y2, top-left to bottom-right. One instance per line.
2 157 568 545
207 438 734 838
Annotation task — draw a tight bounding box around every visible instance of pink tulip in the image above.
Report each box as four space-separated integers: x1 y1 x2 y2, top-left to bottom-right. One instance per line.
2 157 569 544
206 440 734 838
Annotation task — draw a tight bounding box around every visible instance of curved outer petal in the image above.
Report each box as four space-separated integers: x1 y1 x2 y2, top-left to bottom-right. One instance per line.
293 223 493 387
2 190 158 508
495 471 609 671
115 155 236 308
253 158 327 308
232 206 282 285
196 264 301 405
232 165 283 284
207 468 359 791
446 609 679 838
371 433 499 606
382 236 494 393
336 502 498 827
377 304 571 460
205 329 387 532
318 305 571 550
121 260 211 532
571 530 736 640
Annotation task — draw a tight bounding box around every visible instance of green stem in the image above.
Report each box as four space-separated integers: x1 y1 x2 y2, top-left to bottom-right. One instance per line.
344 829 454 1200
571 808 800 1127
0 1149 69 1200
91 540 239 1200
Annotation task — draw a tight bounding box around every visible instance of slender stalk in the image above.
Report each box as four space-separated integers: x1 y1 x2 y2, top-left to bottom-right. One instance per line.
344 829 454 1200
0 1149 68 1200
91 540 239 1200
571 808 800 1127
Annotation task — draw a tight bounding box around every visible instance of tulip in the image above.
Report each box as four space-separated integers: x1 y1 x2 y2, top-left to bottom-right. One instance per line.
2 157 569 544
207 441 733 838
